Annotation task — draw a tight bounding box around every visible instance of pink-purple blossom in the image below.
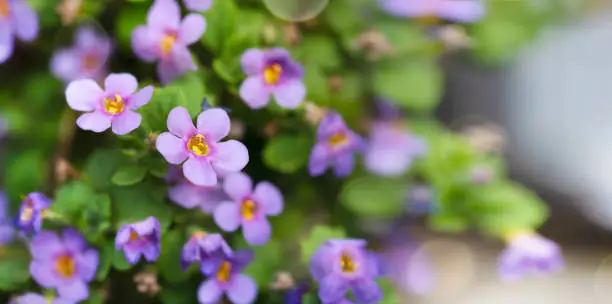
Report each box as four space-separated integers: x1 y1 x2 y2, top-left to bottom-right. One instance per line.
310 239 383 303
364 121 426 177
183 0 213 12
50 25 112 83
156 106 249 187
65 73 153 135
213 172 284 246
180 231 233 274
16 192 51 235
115 216 161 265
166 165 228 213
0 191 13 245
498 233 564 281
239 48 306 109
10 293 74 304
378 0 485 23
308 111 365 177
29 229 98 302
197 250 258 304
0 0 38 64
131 0 206 84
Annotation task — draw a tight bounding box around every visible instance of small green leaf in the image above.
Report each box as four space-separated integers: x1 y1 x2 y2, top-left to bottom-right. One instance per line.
84 149 125 192
158 229 190 283
201 0 238 53
53 181 97 217
238 239 282 288
95 244 114 281
263 135 313 174
3 150 46 202
111 165 148 186
165 71 207 114
140 86 188 132
428 211 469 233
377 278 401 304
300 225 346 264
110 181 173 232
147 156 169 178
292 35 342 70
115 2 148 49
340 175 406 218
82 288 105 304
112 249 132 271
0 245 31 290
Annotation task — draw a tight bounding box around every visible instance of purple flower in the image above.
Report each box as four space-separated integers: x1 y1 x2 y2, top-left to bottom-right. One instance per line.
65 73 154 135
406 185 437 215
180 231 233 274
115 216 161 265
308 111 365 177
183 0 213 12
197 250 258 304
166 165 229 213
29 229 99 302
310 239 383 303
10 293 74 304
364 122 426 177
498 233 564 281
0 191 14 244
50 26 112 83
374 99 402 121
239 48 306 109
156 106 249 186
16 192 51 235
378 0 485 23
382 233 435 295
0 0 38 64
131 0 206 85
213 172 284 246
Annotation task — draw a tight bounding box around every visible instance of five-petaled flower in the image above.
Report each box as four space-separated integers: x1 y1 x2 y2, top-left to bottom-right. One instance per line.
377 0 485 23
497 231 564 281
166 165 229 213
65 73 154 135
156 106 249 187
239 48 306 109
115 216 161 265
181 231 233 274
0 0 38 63
16 192 51 235
213 172 283 246
364 121 426 177
10 293 74 304
50 25 112 83
29 229 99 302
183 0 213 12
310 239 383 304
308 111 365 177
131 0 206 84
197 250 258 304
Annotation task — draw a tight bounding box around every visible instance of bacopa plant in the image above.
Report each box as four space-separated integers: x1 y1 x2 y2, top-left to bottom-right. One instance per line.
0 0 566 303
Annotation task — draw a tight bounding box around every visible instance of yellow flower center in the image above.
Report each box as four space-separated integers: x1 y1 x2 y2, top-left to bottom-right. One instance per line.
54 254 76 278
20 206 33 222
264 63 283 85
240 199 257 221
160 33 177 56
192 231 207 239
340 252 357 273
129 230 140 241
103 94 125 115
328 132 348 148
0 0 9 17
187 134 210 156
415 15 440 26
216 261 232 283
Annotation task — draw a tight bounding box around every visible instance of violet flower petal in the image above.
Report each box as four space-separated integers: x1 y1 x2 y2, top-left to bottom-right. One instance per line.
128 85 154 110
243 218 271 246
241 49 265 75
183 0 213 12
12 0 38 41
156 133 189 164
112 111 142 135
273 80 306 109
56 279 88 302
167 106 196 138
239 76 270 109
211 140 249 173
227 274 258 304
196 108 230 140
65 79 103 112
0 26 13 64
253 182 283 216
131 26 157 62
198 279 223 304
104 73 138 95
213 202 240 232
223 172 252 202
178 14 206 45
76 111 112 133
183 157 217 186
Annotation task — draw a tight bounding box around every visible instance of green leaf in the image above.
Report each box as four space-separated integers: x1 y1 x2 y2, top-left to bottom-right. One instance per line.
82 288 105 304
300 225 346 264
165 71 208 114
158 229 190 283
52 181 96 216
239 239 282 288
303 65 330 104
161 284 199 304
115 2 148 49
0 245 31 290
373 60 442 111
322 0 366 34
111 165 148 186
428 211 469 233
95 244 114 281
112 249 132 271
110 181 173 232
3 150 46 202
292 35 342 71
263 135 313 173
83 149 125 192
147 156 169 178
376 20 433 56
339 175 406 218
377 278 401 304
201 0 238 53
140 86 187 132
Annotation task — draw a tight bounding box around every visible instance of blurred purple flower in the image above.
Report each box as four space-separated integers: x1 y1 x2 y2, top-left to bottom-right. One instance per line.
197 250 258 304
29 229 98 302
374 99 402 121
65 73 153 135
16 192 51 235
406 184 437 215
131 0 206 84
498 233 564 281
115 216 161 265
310 239 383 303
50 26 112 83
378 0 485 23
183 0 213 12
0 0 38 63
166 165 228 213
181 231 233 274
239 48 306 109
382 233 435 295
364 122 426 177
213 172 283 246
10 293 74 304
0 191 14 244
156 106 249 187
308 111 365 177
